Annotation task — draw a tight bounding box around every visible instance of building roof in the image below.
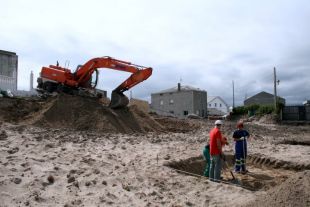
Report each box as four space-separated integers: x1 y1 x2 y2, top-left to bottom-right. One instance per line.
0 50 17 56
207 96 229 107
245 91 285 102
153 85 205 94
208 96 217 102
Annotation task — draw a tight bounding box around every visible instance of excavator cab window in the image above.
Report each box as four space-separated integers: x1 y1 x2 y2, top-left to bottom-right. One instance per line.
90 69 99 88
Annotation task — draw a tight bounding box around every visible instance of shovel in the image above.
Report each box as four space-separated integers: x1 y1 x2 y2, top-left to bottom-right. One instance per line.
222 155 240 184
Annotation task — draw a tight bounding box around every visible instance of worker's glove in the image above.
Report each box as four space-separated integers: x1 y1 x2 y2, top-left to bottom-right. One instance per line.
222 137 229 145
239 137 245 140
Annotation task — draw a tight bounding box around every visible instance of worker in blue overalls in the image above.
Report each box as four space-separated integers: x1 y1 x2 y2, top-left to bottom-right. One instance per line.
233 121 250 174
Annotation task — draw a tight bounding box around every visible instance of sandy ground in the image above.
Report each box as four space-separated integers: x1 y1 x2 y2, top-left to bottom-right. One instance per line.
0 122 254 207
1 96 310 207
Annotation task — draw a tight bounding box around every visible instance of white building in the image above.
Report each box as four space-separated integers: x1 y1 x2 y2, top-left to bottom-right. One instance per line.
207 96 229 115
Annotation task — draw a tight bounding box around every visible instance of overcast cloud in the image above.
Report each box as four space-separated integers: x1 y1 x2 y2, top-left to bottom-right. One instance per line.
1 0 309 105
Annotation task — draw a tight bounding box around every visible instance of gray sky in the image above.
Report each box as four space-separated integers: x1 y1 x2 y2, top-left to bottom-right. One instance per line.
1 0 309 106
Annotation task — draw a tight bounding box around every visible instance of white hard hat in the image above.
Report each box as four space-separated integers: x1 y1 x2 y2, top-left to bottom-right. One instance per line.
215 120 223 125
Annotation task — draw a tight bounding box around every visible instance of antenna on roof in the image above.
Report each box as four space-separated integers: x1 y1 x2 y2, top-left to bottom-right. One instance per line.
64 60 70 68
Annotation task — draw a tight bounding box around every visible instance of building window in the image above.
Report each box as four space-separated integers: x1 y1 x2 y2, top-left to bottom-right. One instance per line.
209 104 211 107
220 103 222 107
159 93 163 96
214 103 217 107
169 99 174 104
169 111 174 114
160 100 164 105
183 111 188 116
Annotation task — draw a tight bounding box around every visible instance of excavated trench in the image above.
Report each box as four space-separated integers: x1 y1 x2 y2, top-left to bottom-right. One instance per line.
278 140 310 146
165 154 310 191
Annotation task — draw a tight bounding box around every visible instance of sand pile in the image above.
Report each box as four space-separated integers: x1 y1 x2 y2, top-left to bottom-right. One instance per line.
244 170 310 207
34 94 164 133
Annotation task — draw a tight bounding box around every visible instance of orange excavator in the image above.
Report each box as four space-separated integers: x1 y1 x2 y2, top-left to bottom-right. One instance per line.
37 56 152 108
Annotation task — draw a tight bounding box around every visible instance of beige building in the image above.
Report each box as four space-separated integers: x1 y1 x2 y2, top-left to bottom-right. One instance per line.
0 50 18 92
151 83 207 118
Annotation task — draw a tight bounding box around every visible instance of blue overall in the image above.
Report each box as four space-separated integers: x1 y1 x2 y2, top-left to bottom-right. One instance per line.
233 129 249 172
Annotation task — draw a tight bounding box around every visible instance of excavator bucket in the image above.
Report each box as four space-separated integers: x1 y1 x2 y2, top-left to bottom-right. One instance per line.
109 90 129 109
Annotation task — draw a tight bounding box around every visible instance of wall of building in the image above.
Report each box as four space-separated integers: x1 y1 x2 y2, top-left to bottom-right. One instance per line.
282 106 310 121
151 91 194 118
208 97 228 114
193 90 207 117
0 50 18 92
151 90 207 118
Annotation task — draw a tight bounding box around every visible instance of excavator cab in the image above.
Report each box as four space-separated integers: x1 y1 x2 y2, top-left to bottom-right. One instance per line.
90 69 99 88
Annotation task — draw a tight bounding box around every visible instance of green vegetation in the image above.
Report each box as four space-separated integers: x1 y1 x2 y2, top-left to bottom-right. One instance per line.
233 102 284 116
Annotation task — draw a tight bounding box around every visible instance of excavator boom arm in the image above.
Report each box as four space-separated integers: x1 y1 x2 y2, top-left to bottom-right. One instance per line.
75 56 152 108
75 56 152 91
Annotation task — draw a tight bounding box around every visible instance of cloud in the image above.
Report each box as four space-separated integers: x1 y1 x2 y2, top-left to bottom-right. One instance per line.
1 0 309 105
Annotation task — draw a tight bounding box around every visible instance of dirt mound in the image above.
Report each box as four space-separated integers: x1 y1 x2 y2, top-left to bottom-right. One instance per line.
153 116 201 133
244 170 310 207
0 97 42 122
0 94 202 133
34 94 164 133
258 114 278 124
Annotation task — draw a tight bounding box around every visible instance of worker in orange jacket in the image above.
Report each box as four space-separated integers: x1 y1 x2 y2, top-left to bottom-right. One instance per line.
209 120 228 181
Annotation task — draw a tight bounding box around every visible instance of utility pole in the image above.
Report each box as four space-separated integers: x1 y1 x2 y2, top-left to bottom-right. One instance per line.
273 67 277 112
232 80 235 109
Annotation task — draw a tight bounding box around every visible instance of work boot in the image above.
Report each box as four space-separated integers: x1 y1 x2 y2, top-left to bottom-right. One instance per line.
234 170 241 174
241 170 249 174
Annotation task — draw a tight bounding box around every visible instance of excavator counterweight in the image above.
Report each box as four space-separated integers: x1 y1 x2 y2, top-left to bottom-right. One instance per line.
37 56 152 108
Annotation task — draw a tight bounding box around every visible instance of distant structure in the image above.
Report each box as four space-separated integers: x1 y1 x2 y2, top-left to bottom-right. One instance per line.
244 91 285 106
151 83 207 118
0 50 18 92
303 100 310 106
12 70 38 97
207 96 229 115
30 71 34 91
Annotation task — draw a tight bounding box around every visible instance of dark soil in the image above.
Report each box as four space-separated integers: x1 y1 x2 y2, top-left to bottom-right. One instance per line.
244 170 310 207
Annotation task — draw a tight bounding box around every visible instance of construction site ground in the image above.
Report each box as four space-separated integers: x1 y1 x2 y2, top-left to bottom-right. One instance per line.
0 94 310 207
